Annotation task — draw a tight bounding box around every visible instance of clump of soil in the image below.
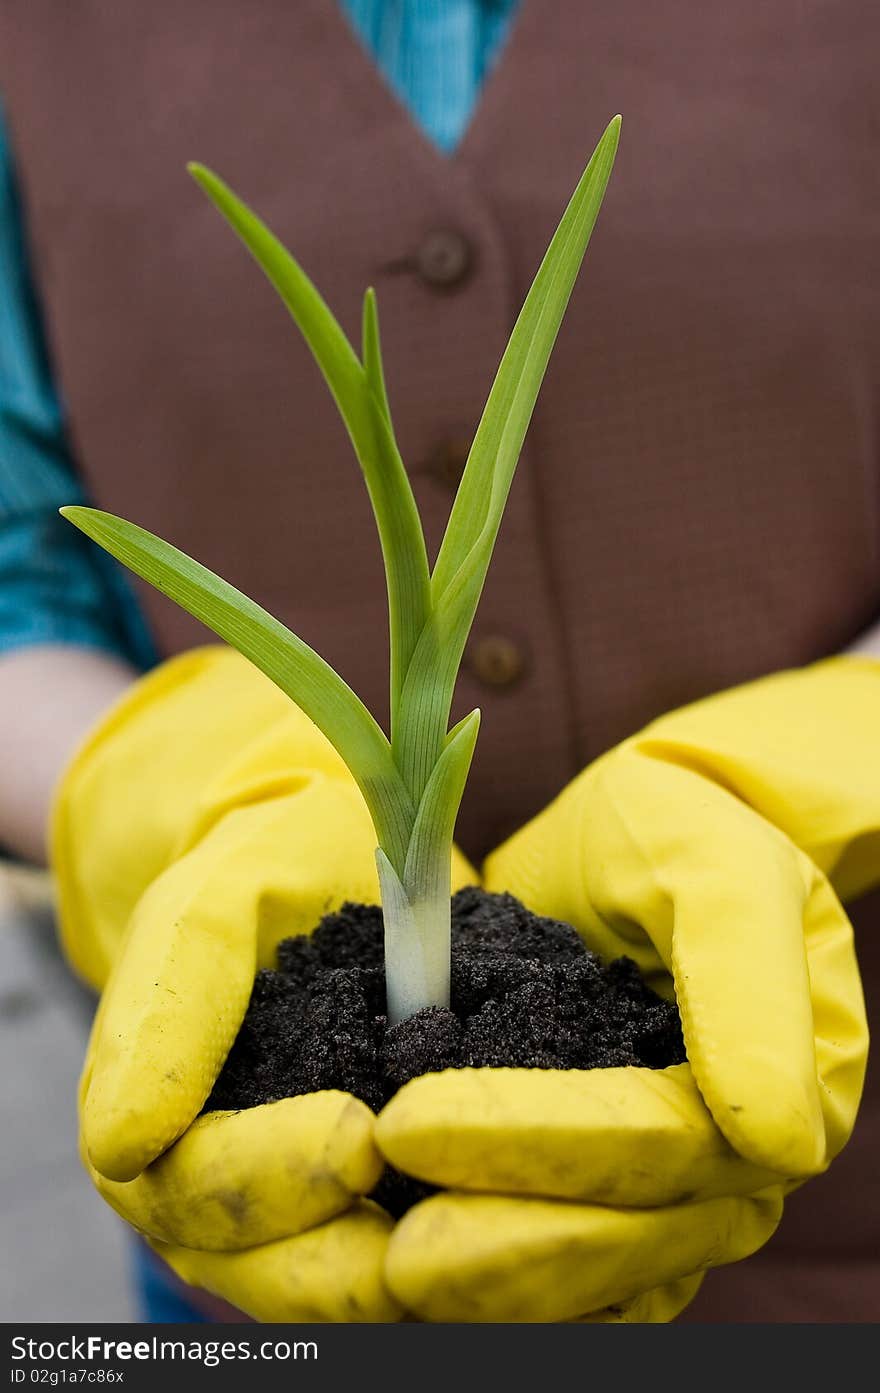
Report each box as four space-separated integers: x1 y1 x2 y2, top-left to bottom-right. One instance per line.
207 889 684 1213
208 886 684 1125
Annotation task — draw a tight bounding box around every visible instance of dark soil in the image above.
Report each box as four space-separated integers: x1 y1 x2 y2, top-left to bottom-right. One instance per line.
206 889 685 1214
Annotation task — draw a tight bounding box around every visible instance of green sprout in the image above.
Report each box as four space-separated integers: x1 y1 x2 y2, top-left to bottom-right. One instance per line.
63 117 620 1025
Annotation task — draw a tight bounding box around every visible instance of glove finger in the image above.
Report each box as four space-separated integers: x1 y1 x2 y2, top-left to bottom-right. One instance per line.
82 775 380 1181
594 755 832 1176
153 1201 402 1323
801 865 868 1160
634 656 880 901
384 1188 783 1323
483 763 668 985
376 1063 778 1206
52 647 293 990
86 1092 382 1250
489 751 830 1177
575 1271 704 1323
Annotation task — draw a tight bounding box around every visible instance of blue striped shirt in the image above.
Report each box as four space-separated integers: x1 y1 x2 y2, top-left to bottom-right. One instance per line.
0 1 519 664
344 0 517 154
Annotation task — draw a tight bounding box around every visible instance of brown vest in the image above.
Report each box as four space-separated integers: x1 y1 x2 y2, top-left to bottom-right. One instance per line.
2 0 878 1321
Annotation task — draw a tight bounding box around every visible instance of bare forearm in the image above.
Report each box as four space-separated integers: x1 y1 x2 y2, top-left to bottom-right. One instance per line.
0 645 137 865
846 618 880 659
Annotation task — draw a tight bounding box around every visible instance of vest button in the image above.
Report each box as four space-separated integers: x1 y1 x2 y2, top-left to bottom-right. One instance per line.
426 436 470 489
466 635 527 689
416 229 474 289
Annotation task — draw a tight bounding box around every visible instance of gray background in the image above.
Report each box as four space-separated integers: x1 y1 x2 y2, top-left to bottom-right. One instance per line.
0 864 134 1322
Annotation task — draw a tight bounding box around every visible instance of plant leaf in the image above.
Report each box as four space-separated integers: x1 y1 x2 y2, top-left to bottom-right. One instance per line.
188 162 368 446
403 709 480 905
362 288 392 427
392 118 620 794
431 116 620 607
60 505 414 871
188 164 431 736
393 561 484 797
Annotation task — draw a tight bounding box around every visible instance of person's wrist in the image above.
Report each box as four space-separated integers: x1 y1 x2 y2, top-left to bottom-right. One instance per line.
0 643 137 864
844 614 880 657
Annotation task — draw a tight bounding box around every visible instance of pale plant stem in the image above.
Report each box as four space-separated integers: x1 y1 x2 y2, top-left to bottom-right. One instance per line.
377 842 452 1025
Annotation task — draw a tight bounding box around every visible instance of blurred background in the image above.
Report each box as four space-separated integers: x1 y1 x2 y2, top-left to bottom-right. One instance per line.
0 863 133 1320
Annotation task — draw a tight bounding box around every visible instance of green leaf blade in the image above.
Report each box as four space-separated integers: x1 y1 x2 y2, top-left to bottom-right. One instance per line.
189 165 432 733
362 288 392 427
393 556 485 798
403 708 481 904
60 505 414 870
389 118 620 793
431 116 620 609
188 162 366 431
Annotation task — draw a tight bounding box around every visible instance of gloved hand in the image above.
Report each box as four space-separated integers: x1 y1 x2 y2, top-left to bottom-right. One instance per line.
377 657 880 1322
56 645 723 1323
53 645 470 1322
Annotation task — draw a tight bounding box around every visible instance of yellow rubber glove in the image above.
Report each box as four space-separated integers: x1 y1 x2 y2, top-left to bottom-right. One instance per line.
52 646 470 1322
377 658 879 1321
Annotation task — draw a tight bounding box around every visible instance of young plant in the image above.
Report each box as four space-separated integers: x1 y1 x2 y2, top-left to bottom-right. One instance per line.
63 117 620 1025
